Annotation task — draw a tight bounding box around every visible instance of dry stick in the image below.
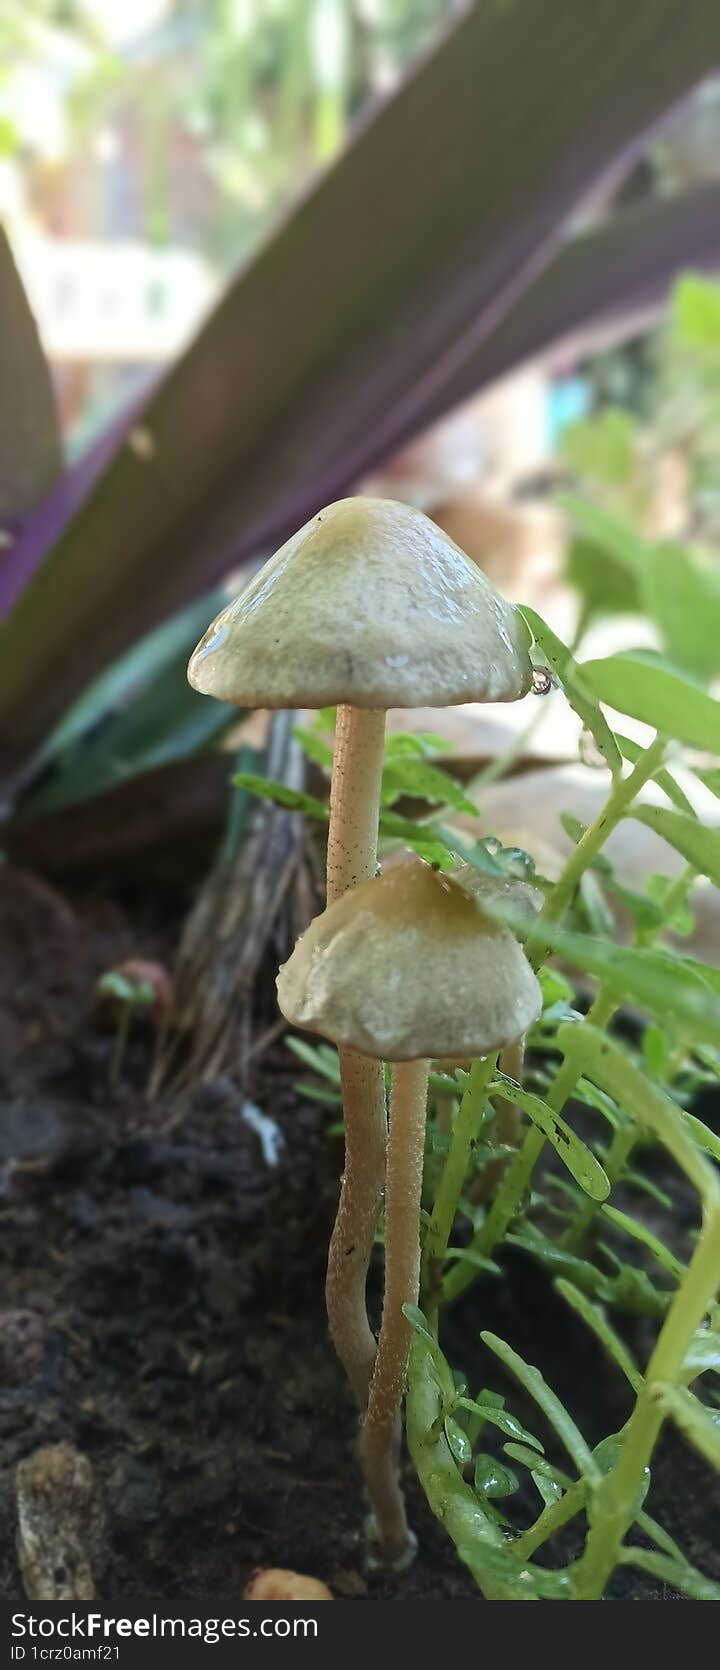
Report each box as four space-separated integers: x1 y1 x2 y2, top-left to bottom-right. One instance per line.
360 1058 429 1562
325 704 388 1409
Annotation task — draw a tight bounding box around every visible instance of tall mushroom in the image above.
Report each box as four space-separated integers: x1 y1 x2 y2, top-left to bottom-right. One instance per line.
188 496 532 1415
277 860 542 1564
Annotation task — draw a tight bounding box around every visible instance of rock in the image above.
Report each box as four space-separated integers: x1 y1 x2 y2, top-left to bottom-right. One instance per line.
15 1441 103 1600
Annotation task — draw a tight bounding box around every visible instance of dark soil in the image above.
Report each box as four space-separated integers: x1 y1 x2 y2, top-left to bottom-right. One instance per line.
0 864 718 1602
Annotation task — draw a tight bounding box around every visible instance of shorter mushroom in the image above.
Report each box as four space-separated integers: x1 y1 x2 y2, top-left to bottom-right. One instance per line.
277 861 542 1566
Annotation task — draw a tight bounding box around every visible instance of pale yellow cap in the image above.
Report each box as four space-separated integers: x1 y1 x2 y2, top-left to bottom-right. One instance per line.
277 862 542 1062
188 497 532 709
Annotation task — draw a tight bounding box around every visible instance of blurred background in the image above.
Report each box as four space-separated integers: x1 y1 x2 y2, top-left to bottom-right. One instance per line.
2 1 466 448
1 2 720 894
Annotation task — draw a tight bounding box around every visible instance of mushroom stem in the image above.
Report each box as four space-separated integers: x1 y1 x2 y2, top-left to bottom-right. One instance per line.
326 705 386 905
325 704 387 1408
360 1057 429 1566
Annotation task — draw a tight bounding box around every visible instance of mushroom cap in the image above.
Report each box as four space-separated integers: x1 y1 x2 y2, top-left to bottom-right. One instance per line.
277 862 542 1062
188 497 532 709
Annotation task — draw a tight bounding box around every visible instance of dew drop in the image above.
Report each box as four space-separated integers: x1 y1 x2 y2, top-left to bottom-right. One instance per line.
531 665 553 696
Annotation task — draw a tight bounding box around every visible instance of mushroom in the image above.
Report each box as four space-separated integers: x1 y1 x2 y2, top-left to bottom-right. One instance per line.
277 860 542 1564
244 1569 333 1601
188 497 532 1417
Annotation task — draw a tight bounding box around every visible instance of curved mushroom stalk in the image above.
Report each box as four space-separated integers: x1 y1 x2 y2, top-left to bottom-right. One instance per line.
360 1058 429 1567
326 1047 386 1407
325 704 387 1408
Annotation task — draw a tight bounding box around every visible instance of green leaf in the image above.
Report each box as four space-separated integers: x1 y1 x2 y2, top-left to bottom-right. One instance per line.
560 409 635 488
559 497 648 576
672 273 720 350
455 1398 544 1453
631 804 720 887
601 1202 684 1280
519 607 622 775
474 1454 519 1501
616 732 695 816
580 651 720 751
555 1278 642 1391
557 1023 720 1208
402 1303 455 1404
644 873 695 937
653 1384 720 1471
618 1546 720 1602
285 1036 340 1084
644 1022 668 1075
384 731 452 759
480 1332 598 1477
528 928 720 1051
97 971 154 1009
489 1073 610 1202
19 587 235 817
378 810 455 867
445 1417 473 1466
641 543 720 681
232 773 328 820
292 724 334 769
565 536 640 619
683 1329 720 1379
381 755 477 815
695 766 720 801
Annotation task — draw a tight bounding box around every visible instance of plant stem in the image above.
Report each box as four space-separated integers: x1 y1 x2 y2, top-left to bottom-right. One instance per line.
325 704 388 1408
575 1198 720 1598
524 733 667 971
440 733 669 1301
560 1113 634 1253
442 986 617 1300
110 1004 132 1086
360 1058 429 1564
423 1054 496 1327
